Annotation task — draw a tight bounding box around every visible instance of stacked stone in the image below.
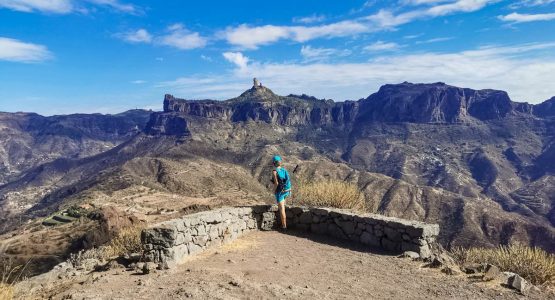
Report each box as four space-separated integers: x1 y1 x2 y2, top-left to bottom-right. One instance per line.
142 207 260 267
141 205 440 268
283 207 439 258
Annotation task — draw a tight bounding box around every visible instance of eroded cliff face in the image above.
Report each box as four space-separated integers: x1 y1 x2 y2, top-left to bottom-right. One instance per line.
160 86 359 128
357 82 534 123
156 82 545 136
144 112 189 137
534 97 555 117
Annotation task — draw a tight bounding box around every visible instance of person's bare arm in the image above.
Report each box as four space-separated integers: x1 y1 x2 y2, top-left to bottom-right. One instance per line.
272 170 278 188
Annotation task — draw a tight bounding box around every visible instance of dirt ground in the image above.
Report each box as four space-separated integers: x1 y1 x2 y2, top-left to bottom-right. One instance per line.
30 231 552 300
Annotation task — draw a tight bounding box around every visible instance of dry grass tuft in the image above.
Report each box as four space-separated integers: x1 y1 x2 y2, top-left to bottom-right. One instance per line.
0 260 27 300
102 226 144 259
0 284 13 300
296 179 365 212
451 244 555 286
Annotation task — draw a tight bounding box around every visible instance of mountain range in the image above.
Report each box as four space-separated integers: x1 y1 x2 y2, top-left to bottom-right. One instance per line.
1 82 554 254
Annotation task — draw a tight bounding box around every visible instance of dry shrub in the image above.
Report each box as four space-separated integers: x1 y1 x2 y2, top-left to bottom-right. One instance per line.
102 226 144 258
297 179 365 211
451 244 555 286
0 284 13 300
0 260 27 300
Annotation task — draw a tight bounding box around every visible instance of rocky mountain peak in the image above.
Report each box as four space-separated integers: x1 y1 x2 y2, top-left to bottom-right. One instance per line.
359 82 522 123
235 84 279 103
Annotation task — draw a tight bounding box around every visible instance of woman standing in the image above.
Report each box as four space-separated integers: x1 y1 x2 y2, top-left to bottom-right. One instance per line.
272 155 291 231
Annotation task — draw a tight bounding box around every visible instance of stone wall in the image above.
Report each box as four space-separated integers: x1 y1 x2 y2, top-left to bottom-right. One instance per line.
141 205 439 268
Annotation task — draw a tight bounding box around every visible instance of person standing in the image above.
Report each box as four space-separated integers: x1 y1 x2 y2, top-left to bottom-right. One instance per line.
272 155 291 230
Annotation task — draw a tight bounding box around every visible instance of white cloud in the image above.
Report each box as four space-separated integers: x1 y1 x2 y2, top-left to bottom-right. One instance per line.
364 41 401 51
0 37 52 63
118 25 206 50
0 0 72 13
158 42 555 104
131 80 146 84
499 12 555 23
119 29 152 43
0 0 140 14
222 25 291 49
292 21 369 42
85 0 140 14
415 37 454 44
367 0 498 27
200 54 212 62
222 52 249 70
509 0 555 8
293 14 326 24
300 45 352 62
222 21 370 49
157 23 207 50
221 1 496 48
401 0 453 5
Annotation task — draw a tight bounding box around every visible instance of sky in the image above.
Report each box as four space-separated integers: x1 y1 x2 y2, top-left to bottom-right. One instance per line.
1 0 555 115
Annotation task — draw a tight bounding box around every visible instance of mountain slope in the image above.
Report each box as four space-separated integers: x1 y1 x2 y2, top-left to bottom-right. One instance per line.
1 82 554 252
0 109 152 184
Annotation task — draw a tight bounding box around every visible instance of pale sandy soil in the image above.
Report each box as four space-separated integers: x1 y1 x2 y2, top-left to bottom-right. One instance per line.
27 231 553 300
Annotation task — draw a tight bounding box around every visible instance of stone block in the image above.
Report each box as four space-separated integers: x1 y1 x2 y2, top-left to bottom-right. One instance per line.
340 213 354 221
187 242 202 255
384 227 402 242
311 223 327 235
142 227 177 248
401 241 419 253
417 244 432 258
260 212 277 231
310 207 330 216
361 232 381 247
299 212 312 224
202 212 222 224
406 224 439 238
193 235 209 246
208 226 219 240
482 264 500 281
252 205 271 213
297 224 309 231
381 238 401 252
175 232 192 245
196 225 207 236
399 251 420 260
338 221 355 235
328 223 347 240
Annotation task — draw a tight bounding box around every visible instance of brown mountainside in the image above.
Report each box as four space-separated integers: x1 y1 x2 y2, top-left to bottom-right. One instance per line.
1 82 554 255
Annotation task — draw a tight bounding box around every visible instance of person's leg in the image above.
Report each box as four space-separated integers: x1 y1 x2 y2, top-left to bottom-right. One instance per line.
278 200 287 229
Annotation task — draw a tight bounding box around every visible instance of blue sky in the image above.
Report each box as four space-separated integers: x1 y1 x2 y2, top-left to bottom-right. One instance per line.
1 0 555 115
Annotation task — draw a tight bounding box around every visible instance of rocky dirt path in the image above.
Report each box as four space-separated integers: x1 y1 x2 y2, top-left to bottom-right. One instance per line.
36 231 548 300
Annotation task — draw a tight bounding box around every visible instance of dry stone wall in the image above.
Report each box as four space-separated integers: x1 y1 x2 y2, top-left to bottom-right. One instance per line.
141 205 439 268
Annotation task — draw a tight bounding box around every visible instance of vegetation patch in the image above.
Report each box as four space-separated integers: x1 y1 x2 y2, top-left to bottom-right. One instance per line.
451 244 555 286
0 260 28 300
102 226 144 259
296 179 366 212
